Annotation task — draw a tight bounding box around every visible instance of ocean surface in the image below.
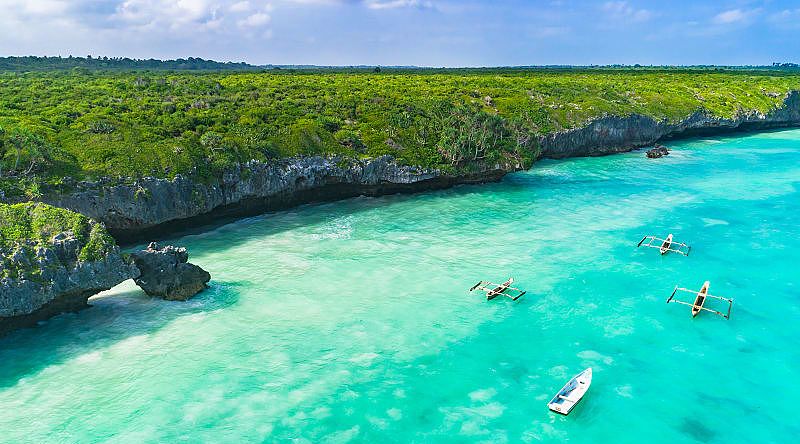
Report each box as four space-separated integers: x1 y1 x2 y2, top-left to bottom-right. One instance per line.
1 129 799 443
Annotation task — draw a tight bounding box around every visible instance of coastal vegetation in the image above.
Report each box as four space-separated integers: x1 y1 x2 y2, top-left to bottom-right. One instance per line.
0 202 116 275
1 68 799 199
0 56 261 72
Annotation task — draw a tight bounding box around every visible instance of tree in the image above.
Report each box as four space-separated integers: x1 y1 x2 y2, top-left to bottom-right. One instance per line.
7 131 53 176
0 125 5 177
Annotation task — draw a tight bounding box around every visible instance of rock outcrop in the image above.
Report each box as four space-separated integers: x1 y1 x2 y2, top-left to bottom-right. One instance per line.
0 228 140 337
0 238 211 336
130 242 210 301
646 145 670 158
0 202 212 336
42 155 514 243
538 91 800 159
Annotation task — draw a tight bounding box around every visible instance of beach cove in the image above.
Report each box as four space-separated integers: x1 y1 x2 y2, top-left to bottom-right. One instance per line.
1 129 799 443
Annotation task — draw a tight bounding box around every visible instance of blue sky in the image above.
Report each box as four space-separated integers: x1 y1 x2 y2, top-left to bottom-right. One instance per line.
0 0 798 66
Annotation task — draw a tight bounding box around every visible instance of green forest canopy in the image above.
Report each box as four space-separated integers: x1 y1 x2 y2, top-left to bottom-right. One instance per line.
1 68 800 198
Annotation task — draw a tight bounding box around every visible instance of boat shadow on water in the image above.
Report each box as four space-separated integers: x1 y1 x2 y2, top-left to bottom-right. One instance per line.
0 280 243 389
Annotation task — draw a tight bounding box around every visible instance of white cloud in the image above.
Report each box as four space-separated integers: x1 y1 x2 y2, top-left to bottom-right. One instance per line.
280 0 435 6
230 1 251 12
364 0 434 10
601 1 653 23
17 0 71 15
768 9 800 27
711 8 760 25
104 0 278 34
712 9 746 24
113 0 220 29
282 0 342 4
238 12 271 27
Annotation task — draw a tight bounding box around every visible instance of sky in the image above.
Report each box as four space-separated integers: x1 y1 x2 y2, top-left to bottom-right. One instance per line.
0 0 798 66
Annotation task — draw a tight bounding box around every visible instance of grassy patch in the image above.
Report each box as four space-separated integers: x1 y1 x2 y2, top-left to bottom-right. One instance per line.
0 202 115 261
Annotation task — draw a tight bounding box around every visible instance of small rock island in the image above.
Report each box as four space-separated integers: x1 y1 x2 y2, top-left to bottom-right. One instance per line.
646 145 670 158
131 242 211 301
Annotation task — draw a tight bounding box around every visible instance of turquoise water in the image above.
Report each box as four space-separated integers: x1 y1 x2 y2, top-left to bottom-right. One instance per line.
2 130 800 443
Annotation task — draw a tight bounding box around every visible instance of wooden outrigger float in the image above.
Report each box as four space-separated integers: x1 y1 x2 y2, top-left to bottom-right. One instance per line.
667 281 733 319
638 233 691 256
469 277 526 301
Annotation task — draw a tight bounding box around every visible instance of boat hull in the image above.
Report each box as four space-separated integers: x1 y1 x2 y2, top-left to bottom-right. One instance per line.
486 278 513 300
549 395 585 415
660 234 673 255
692 281 710 317
547 368 592 415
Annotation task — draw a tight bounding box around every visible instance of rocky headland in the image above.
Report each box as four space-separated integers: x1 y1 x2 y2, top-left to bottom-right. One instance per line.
0 203 210 337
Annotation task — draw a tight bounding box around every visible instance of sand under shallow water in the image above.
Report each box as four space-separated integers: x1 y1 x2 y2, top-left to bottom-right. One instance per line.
1 129 799 443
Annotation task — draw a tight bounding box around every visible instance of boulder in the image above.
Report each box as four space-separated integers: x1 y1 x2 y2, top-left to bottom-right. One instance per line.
130 242 210 301
646 145 670 158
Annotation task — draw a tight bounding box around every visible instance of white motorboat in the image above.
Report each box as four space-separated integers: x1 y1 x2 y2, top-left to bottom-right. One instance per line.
547 368 592 415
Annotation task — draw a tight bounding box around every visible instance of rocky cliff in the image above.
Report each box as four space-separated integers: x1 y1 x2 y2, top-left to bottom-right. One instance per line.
0 202 212 337
3 92 800 337
0 224 139 336
15 91 800 243
538 90 800 159
44 156 513 243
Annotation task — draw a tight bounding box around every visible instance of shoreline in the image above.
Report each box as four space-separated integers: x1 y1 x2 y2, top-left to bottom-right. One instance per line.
2 91 799 246
113 125 800 246
2 122 798 338
56 91 800 245
51 118 800 246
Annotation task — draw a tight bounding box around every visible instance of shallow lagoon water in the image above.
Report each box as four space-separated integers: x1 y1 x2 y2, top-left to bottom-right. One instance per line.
1 129 799 443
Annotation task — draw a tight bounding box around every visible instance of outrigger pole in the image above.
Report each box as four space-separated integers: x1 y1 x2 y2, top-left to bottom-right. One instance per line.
667 285 733 319
470 278 527 301
638 234 691 256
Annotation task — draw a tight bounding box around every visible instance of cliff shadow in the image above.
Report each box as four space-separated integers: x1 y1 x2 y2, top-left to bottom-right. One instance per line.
129 178 516 253
0 280 242 389
115 172 509 247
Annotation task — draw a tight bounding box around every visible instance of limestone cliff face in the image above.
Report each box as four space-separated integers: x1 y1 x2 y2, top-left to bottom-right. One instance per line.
44 155 511 243
0 235 212 336
17 91 800 242
538 91 800 159
0 228 140 336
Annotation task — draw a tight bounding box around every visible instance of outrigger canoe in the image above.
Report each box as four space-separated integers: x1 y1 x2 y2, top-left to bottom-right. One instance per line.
637 234 691 256
469 278 526 301
667 280 732 320
486 278 513 300
660 234 673 255
547 368 592 415
692 281 710 317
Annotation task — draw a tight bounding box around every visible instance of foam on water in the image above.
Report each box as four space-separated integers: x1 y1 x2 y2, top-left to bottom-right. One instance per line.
1 129 800 443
